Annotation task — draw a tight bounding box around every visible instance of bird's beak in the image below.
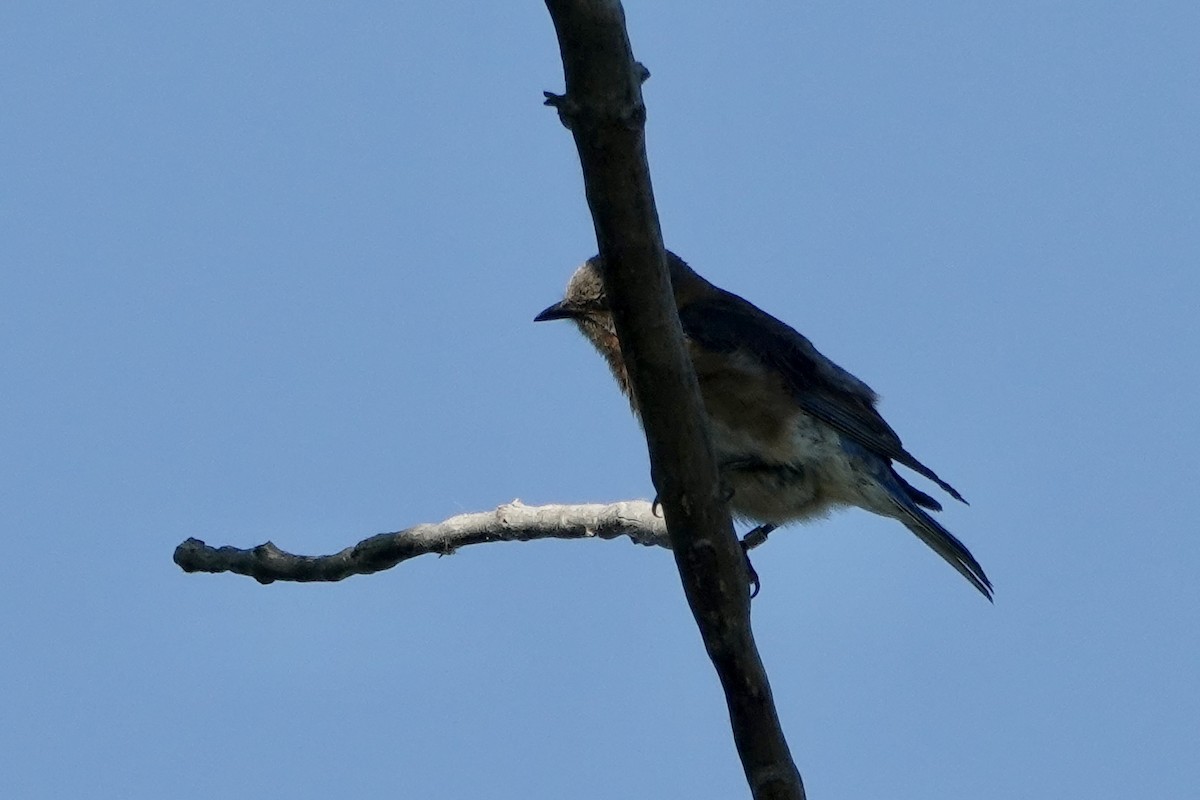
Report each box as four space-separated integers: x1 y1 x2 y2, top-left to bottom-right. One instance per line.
534 301 576 322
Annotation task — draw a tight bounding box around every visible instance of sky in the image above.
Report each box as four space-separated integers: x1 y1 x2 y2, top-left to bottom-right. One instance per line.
2 2 1197 798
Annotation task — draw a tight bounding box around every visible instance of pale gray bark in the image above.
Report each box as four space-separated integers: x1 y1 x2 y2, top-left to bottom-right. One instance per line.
173 501 668 584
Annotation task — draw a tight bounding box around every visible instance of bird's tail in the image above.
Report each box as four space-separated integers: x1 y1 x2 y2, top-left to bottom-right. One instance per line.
894 473 943 511
884 470 993 601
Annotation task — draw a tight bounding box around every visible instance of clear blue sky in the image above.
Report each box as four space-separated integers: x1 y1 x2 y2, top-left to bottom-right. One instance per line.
2 2 1196 798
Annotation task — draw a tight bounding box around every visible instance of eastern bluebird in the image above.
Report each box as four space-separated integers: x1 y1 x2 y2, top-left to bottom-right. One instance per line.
536 251 992 600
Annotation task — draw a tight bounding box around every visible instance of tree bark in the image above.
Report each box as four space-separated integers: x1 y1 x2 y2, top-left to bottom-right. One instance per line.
542 2 806 797
173 501 668 583
174 4 808 796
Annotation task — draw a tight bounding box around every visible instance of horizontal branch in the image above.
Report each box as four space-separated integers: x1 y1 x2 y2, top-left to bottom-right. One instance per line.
173 501 669 584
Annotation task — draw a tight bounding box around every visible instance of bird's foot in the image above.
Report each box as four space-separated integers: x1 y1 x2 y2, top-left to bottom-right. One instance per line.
742 543 762 599
739 524 776 599
650 494 662 518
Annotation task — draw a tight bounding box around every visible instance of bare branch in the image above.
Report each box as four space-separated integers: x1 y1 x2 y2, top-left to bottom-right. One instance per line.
174 4 804 797
173 501 668 584
543 2 806 798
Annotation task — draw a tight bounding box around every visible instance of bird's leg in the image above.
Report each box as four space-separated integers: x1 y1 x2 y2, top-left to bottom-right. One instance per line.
658 474 770 597
740 524 776 599
711 466 768 597
741 523 776 552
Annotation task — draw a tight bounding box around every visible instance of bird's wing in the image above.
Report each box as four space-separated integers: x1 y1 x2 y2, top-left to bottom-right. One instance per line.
678 289 966 503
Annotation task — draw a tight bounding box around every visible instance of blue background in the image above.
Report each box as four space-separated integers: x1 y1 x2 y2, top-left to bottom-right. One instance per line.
2 2 1196 797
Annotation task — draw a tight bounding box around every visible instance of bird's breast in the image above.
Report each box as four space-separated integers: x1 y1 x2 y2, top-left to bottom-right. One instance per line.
688 346 866 524
691 346 800 463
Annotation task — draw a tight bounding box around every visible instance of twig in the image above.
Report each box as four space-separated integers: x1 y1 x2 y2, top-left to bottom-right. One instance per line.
173 501 668 584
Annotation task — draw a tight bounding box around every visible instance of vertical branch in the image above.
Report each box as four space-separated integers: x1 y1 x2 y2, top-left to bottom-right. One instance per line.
542 2 806 798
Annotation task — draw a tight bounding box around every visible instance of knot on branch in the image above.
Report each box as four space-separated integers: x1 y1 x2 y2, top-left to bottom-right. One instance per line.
542 88 647 131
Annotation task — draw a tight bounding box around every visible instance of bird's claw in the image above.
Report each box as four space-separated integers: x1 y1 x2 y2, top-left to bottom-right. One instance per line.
651 494 662 518
741 539 761 599
739 524 776 599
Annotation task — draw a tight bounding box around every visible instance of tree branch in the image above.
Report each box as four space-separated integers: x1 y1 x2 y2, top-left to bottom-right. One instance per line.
173 501 668 584
543 2 805 798
173 4 805 796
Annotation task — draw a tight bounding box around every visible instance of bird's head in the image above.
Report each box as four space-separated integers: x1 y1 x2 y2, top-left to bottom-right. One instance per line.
534 255 628 395
535 256 609 321
534 251 699 326
535 251 706 402
534 256 619 342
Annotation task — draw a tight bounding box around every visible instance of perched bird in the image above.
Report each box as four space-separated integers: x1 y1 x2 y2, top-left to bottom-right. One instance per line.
535 251 992 600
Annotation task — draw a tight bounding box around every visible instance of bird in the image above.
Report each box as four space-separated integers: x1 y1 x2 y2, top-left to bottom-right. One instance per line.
535 251 992 600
